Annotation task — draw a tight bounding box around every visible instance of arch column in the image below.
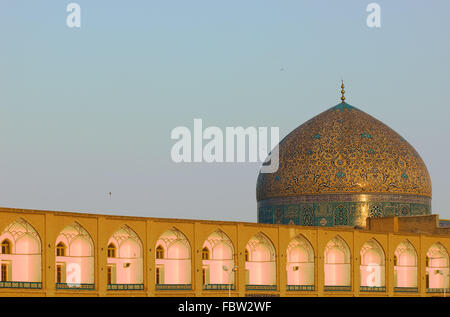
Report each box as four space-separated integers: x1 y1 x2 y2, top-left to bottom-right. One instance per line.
98 217 107 296
146 219 155 297
387 233 395 296
353 231 359 297
194 222 202 296
317 231 325 296
237 223 246 297
419 235 425 296
278 228 286 296
45 213 56 296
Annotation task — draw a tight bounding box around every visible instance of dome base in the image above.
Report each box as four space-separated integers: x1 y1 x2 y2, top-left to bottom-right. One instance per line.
257 193 431 227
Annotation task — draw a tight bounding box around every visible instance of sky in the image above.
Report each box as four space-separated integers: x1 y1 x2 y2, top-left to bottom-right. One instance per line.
0 0 449 222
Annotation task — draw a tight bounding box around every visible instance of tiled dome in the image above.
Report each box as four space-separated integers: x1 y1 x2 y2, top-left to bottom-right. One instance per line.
257 102 432 202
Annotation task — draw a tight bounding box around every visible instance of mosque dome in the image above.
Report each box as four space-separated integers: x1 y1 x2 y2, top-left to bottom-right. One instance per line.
257 102 431 200
256 85 432 227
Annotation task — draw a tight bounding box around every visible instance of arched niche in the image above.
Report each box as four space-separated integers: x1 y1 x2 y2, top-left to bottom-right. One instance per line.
360 239 385 287
0 218 42 283
55 222 95 286
324 236 351 286
155 228 191 285
107 225 143 285
426 242 449 289
245 232 276 285
202 230 235 285
286 234 314 286
394 240 418 288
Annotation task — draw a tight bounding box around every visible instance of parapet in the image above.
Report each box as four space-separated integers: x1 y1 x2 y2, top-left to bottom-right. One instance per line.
367 214 450 235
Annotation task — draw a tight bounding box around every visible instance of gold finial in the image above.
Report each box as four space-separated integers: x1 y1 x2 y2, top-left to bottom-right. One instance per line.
340 80 346 103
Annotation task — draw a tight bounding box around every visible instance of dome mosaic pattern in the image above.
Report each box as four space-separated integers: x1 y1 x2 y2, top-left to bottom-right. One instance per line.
257 102 432 201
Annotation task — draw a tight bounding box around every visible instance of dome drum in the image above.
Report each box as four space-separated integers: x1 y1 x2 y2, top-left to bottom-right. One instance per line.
258 195 431 227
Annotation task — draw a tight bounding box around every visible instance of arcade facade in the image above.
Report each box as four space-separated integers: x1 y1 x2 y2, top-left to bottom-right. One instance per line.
0 206 449 297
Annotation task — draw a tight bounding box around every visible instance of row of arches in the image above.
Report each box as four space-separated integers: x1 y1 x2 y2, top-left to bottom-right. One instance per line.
0 218 449 291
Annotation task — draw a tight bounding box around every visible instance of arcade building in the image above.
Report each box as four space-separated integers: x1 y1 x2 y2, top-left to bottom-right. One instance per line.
0 85 449 297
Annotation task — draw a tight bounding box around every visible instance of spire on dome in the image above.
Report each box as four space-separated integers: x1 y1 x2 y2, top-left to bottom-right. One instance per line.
340 80 346 103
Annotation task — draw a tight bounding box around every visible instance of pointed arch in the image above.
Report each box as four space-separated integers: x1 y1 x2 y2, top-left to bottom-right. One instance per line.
202 247 210 260
56 222 94 257
56 242 67 257
0 218 42 284
203 230 235 260
394 240 418 288
246 232 276 262
106 225 144 286
325 235 350 264
324 235 351 287
360 238 385 288
286 234 314 286
156 227 191 259
287 234 314 263
245 232 276 286
1 239 11 255
426 242 449 289
155 227 192 285
156 245 165 259
202 229 236 286
55 222 95 287
108 225 143 258
107 243 117 258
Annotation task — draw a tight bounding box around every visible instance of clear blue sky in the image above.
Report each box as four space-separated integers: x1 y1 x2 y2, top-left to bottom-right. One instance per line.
1 1 449 221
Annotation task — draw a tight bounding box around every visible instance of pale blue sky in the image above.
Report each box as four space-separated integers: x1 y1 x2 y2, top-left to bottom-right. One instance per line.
0 1 449 221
